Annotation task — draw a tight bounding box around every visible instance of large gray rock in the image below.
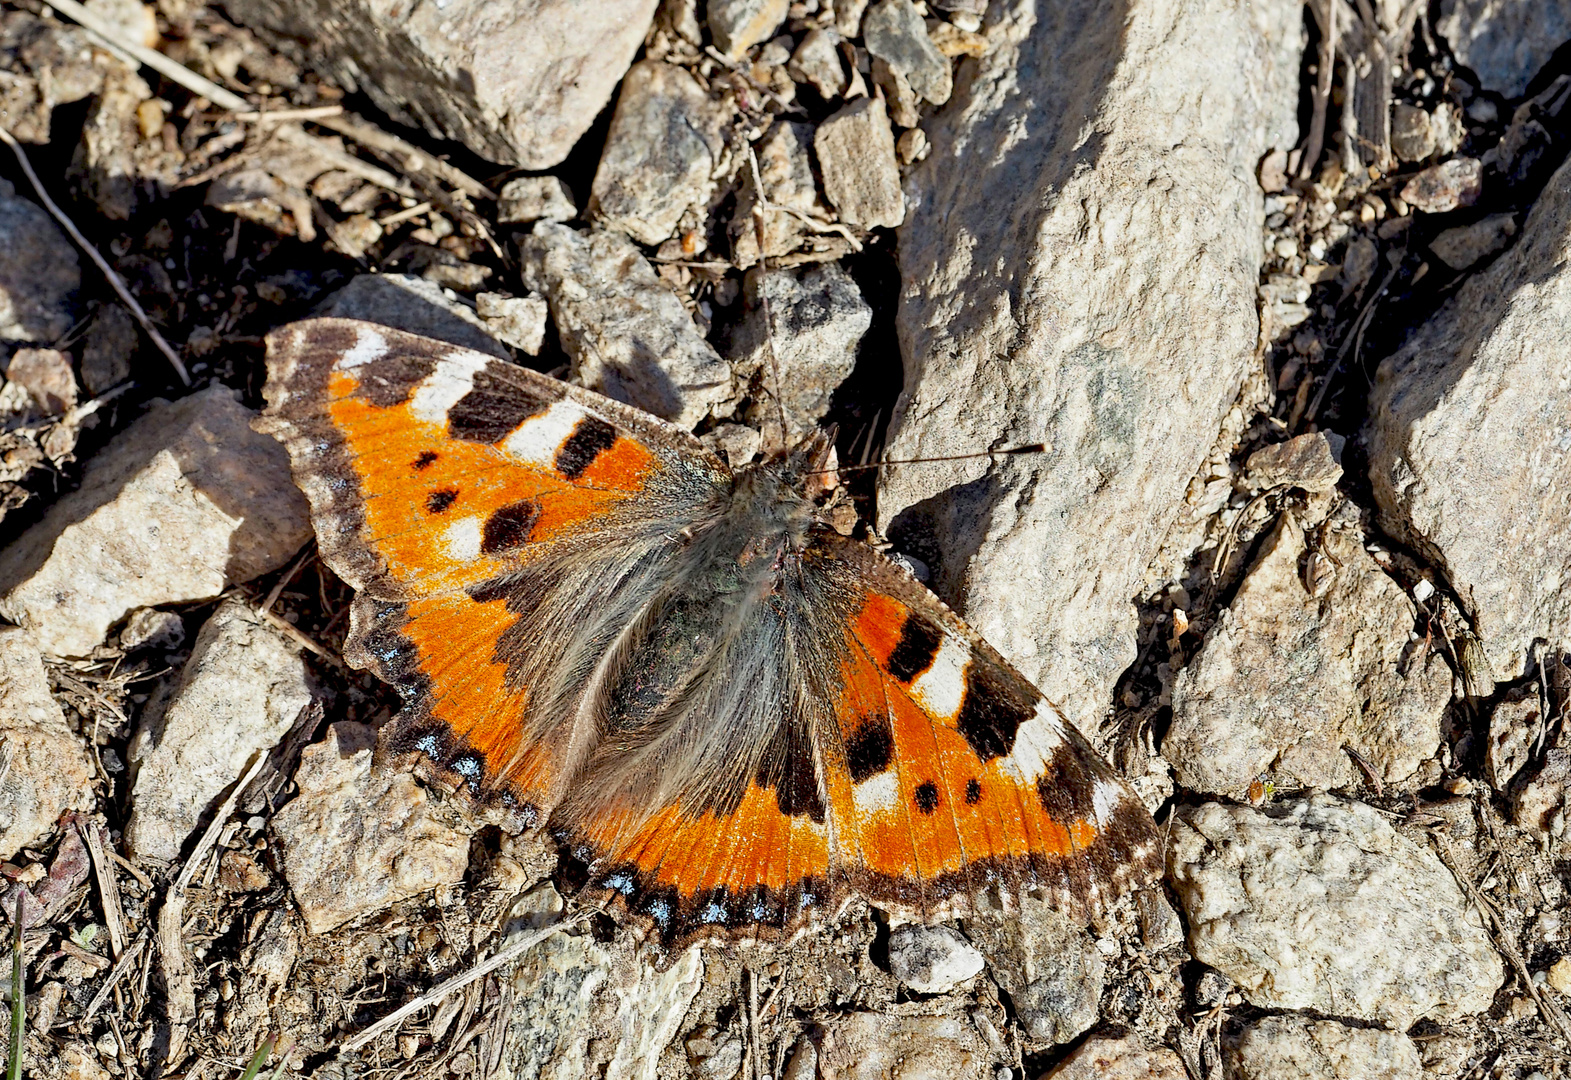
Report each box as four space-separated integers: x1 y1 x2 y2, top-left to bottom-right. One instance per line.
817 1013 987 1080
0 387 313 657
317 273 508 359
0 628 95 861
1366 155 1571 685
0 179 80 343
125 598 313 863
1169 796 1503 1028
886 924 985 995
876 0 1303 726
1226 1016 1422 1080
521 222 732 429
273 723 472 934
220 0 660 167
862 0 952 105
964 892 1103 1047
1164 503 1452 798
1436 0 1571 99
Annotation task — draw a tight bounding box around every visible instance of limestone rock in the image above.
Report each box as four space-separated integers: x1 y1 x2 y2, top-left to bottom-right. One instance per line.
1164 506 1451 798
4 348 76 415
476 292 549 356
1399 157 1483 214
220 0 660 168
273 723 472 934
1429 212 1518 271
0 386 312 657
1044 1034 1186 1080
814 96 904 229
789 29 847 100
876 0 1304 727
0 179 80 343
1226 1016 1422 1080
886 924 985 994
1391 102 1437 162
499 901 704 1080
125 598 313 862
498 176 578 225
1485 689 1540 791
1243 431 1343 493
1169 796 1503 1027
590 61 728 246
0 628 94 861
79 303 137 396
862 0 951 105
728 263 871 439
817 1012 987 1080
964 893 1103 1047
1366 155 1571 684
317 273 508 359
707 0 790 58
1436 0 1571 99
521 222 732 429
731 120 824 267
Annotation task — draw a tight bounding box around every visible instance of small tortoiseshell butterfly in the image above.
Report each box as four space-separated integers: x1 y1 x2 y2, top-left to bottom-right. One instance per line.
260 318 1162 947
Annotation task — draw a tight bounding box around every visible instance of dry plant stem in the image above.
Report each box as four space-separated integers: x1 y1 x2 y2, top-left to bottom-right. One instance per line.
159 754 270 1064
1431 832 1571 1047
236 105 345 123
0 127 191 386
342 919 583 1052
82 932 147 1023
313 112 496 201
80 822 128 960
1300 0 1338 181
41 0 247 109
1304 259 1401 425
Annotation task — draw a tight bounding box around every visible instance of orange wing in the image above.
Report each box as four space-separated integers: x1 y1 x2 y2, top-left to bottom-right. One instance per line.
261 318 730 824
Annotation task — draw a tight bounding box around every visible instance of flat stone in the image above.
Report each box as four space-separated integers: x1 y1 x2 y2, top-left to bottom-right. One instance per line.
124 598 312 863
1485 689 1539 791
1169 796 1503 1027
0 179 80 343
814 96 905 229
72 61 180 222
499 905 704 1080
1429 212 1518 270
221 0 660 168
1367 156 1571 684
1044 1034 1186 1080
1244 431 1343 493
79 304 137 396
707 0 790 58
590 60 728 246
1514 728 1569 839
4 347 76 415
1436 0 1571 99
886 924 985 994
1226 1016 1422 1080
964 892 1103 1047
498 176 578 225
273 723 472 934
0 386 312 657
1400 157 1483 214
876 0 1303 727
1391 103 1437 162
475 292 549 355
116 607 185 653
0 628 94 861
817 1013 986 1080
731 120 824 267
789 28 847 100
520 222 732 429
862 0 952 105
1164 504 1451 798
316 273 507 359
727 262 871 440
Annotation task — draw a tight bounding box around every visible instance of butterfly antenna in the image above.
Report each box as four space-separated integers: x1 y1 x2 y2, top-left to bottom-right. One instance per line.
813 443 1049 475
746 145 791 452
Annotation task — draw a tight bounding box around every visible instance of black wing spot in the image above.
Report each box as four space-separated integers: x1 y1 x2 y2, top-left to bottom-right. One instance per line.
965 778 983 804
555 416 619 480
844 714 893 783
481 499 542 554
955 657 1037 761
1034 743 1096 823
353 352 436 407
425 487 458 513
914 780 939 814
449 367 550 443
412 450 439 470
887 611 943 683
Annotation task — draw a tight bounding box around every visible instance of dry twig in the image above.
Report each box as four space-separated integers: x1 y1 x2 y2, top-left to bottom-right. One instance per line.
80 821 128 961
0 127 190 385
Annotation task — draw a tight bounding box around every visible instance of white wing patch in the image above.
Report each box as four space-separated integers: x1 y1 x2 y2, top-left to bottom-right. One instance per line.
1000 700 1067 779
443 516 484 561
409 352 490 425
852 770 901 816
501 399 590 466
339 326 388 369
908 635 969 720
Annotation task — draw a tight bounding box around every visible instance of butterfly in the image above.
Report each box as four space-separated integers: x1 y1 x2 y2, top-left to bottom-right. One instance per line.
259 317 1163 947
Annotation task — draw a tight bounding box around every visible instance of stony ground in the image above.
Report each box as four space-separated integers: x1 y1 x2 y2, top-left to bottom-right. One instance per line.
1 1 1570 1078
